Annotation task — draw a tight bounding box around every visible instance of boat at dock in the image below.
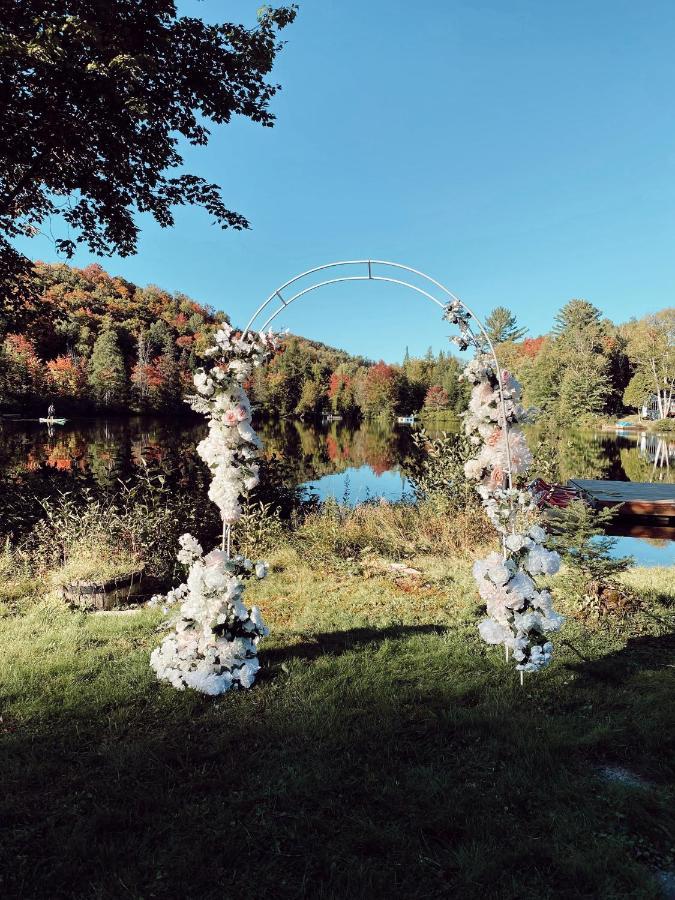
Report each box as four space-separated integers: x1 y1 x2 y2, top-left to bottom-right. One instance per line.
531 477 675 521
567 479 675 520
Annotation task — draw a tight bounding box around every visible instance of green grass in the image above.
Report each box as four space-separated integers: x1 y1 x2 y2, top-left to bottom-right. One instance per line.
1 547 674 899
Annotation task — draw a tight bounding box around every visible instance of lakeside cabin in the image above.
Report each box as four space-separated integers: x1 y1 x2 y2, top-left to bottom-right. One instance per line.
641 393 675 420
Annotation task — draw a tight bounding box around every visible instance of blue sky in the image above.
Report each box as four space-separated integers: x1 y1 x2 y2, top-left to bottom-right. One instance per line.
15 0 675 362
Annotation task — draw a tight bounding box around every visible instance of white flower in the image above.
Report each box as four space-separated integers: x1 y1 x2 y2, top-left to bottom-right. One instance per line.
525 546 561 576
542 610 565 632
183 669 233 696
478 619 510 645
194 369 215 397
529 524 548 544
202 567 228 592
228 359 252 382
487 559 511 586
505 533 532 553
177 533 203 565
236 658 260 689
464 458 483 480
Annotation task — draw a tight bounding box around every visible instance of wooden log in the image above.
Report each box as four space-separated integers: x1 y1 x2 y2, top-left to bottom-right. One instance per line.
61 567 145 611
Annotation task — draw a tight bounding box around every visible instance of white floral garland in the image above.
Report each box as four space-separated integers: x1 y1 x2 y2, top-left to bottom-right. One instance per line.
150 324 278 695
444 301 564 674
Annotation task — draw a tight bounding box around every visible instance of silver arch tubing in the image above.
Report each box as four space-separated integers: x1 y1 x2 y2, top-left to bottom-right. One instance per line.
243 259 513 489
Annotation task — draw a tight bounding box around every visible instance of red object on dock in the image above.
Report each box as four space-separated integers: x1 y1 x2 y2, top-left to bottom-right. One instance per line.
529 478 584 510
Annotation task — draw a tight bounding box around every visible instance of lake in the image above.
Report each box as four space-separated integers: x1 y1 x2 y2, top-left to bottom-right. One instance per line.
1 414 674 567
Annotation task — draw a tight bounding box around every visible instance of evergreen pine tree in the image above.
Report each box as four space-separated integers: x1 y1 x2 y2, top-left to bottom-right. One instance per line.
548 500 632 585
88 325 126 407
485 306 527 344
156 333 181 408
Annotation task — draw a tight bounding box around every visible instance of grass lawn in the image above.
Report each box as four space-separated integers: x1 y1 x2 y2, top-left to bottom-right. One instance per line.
1 547 673 899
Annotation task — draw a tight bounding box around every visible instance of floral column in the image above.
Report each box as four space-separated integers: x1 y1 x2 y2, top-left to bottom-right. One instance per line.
150 325 278 695
444 301 565 674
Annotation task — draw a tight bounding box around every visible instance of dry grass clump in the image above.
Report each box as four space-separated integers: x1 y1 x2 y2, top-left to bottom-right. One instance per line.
292 497 494 565
48 541 142 588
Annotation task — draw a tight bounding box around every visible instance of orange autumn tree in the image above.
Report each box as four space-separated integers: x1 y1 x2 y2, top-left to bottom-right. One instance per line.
0 334 43 400
359 362 401 417
46 355 87 400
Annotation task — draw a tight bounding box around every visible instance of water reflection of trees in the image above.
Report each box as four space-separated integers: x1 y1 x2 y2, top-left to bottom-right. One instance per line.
527 427 675 485
621 433 675 483
528 427 616 482
256 419 414 484
6 415 675 535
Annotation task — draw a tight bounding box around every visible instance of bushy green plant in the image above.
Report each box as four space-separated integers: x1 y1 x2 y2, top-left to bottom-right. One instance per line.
20 464 220 585
232 499 284 558
547 500 633 583
529 433 561 483
653 419 675 433
407 428 478 510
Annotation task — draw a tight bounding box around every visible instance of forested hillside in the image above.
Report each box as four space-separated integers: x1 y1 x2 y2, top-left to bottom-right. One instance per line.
2 263 672 421
0 262 468 418
0 262 227 413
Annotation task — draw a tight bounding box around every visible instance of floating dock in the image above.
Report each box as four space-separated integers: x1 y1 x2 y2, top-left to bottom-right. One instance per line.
567 479 675 519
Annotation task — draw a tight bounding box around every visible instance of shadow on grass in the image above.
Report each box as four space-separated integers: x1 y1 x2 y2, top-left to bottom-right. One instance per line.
566 631 675 684
261 623 448 669
1 621 673 900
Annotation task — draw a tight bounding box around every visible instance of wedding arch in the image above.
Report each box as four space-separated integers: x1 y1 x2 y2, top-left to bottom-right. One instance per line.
149 259 564 695
242 259 514 483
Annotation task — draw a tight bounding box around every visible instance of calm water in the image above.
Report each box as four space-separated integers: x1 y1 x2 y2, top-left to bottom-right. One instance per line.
1 413 674 566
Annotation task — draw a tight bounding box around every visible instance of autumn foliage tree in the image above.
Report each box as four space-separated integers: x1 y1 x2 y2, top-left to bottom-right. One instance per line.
359 362 401 417
46 354 87 399
327 368 360 417
424 384 450 411
0 333 43 400
0 2 296 324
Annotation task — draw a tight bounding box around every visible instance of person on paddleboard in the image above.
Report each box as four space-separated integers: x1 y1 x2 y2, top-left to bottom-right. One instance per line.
47 403 55 420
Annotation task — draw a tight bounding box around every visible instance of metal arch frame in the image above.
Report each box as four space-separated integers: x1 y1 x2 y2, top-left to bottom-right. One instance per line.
243 259 514 488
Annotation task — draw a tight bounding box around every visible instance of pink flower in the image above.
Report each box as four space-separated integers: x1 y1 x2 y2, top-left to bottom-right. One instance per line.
223 409 238 426
486 466 506 490
204 549 227 568
486 427 502 447
235 405 248 422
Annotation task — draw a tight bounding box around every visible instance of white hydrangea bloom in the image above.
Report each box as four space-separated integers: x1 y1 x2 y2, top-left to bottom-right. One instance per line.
478 619 510 644
464 458 484 480
524 546 561 576
177 533 203 566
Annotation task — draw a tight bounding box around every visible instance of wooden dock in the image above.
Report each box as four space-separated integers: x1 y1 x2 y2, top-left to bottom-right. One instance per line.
567 479 675 519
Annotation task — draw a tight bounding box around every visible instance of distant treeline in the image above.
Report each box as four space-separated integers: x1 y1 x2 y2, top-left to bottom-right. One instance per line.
0 262 468 419
1 263 673 423
493 302 675 424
